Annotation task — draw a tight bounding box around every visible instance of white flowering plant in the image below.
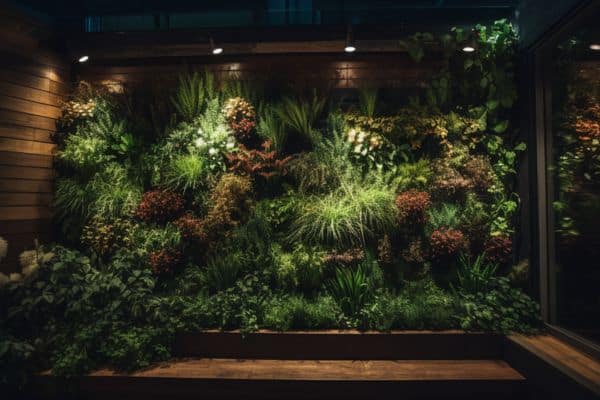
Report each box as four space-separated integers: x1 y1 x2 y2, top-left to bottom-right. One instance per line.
345 127 408 172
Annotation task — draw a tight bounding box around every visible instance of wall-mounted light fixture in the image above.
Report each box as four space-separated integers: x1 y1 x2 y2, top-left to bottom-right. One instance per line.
461 31 478 53
78 55 89 63
345 25 356 53
210 37 223 55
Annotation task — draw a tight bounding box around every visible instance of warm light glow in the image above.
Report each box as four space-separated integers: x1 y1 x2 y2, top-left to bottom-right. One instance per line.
212 47 223 55
344 45 356 53
78 55 89 63
462 46 475 53
590 44 600 51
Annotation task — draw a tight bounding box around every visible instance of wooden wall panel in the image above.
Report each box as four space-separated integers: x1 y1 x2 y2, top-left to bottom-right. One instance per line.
0 7 67 272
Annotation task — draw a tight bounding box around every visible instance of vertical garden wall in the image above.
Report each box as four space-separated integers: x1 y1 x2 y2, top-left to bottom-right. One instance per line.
0 17 543 382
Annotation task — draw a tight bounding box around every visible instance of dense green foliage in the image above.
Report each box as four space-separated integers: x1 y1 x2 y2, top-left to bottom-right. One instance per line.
0 19 540 383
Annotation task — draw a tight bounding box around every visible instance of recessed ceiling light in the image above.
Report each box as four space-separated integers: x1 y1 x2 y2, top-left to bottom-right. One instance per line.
78 55 89 63
462 46 475 53
344 45 356 53
212 47 223 55
590 44 600 51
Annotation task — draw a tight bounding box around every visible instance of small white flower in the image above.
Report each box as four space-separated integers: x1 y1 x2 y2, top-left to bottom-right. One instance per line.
208 148 218 155
197 128 203 135
194 137 206 148
354 145 362 154
0 273 9 288
226 142 235 149
357 131 366 144
347 129 356 142
9 273 22 283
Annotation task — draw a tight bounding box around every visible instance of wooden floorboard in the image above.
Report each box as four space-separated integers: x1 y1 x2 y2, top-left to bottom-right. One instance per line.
507 334 600 396
86 358 524 382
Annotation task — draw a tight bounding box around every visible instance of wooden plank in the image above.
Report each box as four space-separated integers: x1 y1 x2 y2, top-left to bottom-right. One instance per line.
0 151 53 168
175 330 504 360
0 68 67 95
0 137 56 155
0 179 53 193
0 95 61 119
0 206 53 220
0 52 68 84
0 218 52 234
87 359 524 382
0 109 56 131
0 166 54 180
0 192 52 206
0 81 62 106
0 123 53 143
508 334 600 395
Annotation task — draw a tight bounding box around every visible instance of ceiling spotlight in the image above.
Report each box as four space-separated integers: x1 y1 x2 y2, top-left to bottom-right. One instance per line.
210 37 223 55
78 55 89 63
462 46 475 53
345 24 356 53
590 44 600 51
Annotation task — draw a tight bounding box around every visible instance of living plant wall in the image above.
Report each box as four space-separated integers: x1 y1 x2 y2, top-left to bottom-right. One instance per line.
0 20 540 381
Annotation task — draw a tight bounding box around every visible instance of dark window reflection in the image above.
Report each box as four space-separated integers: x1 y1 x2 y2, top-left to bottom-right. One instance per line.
551 25 600 344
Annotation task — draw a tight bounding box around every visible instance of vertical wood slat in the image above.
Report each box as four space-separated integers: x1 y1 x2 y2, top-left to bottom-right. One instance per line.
0 4 66 273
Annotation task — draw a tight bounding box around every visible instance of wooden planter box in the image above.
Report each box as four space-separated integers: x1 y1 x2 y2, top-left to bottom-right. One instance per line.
174 330 504 360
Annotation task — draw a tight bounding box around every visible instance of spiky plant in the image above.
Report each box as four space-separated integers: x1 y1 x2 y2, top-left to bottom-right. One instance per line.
427 203 461 231
453 254 498 295
275 92 327 146
327 263 373 317
204 251 246 293
171 71 216 122
358 87 378 118
257 104 287 152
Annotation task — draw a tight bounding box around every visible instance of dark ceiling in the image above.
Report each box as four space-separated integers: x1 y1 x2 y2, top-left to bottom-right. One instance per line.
8 0 520 32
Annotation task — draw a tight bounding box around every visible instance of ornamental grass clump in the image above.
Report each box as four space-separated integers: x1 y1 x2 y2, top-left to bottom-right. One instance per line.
135 190 184 224
396 190 431 224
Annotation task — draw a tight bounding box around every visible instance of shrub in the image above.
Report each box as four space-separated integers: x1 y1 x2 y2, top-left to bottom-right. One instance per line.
226 141 293 179
262 295 342 331
148 248 182 275
456 276 541 334
222 97 256 142
202 174 253 244
271 244 325 293
427 203 461 231
396 190 431 224
135 190 185 224
431 163 473 200
429 228 467 260
484 235 513 265
81 216 133 257
89 164 143 219
462 155 495 192
173 213 206 244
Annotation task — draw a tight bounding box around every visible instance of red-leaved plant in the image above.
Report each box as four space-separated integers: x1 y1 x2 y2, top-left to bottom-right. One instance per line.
430 228 467 260
135 190 184 223
149 248 182 275
484 235 513 265
226 140 293 179
396 190 431 224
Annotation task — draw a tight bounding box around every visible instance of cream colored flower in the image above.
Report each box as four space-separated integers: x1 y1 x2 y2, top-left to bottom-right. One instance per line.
9 273 22 283
208 147 218 155
22 262 39 277
19 250 37 268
